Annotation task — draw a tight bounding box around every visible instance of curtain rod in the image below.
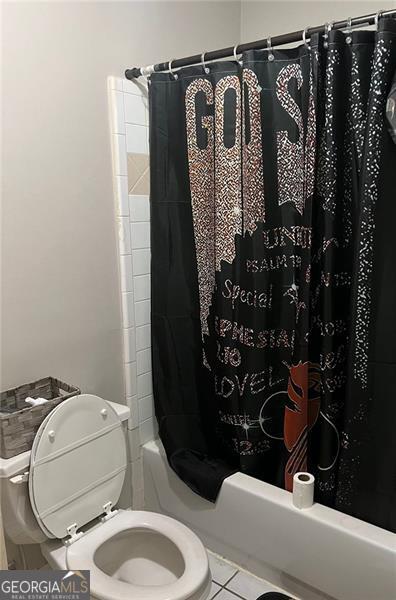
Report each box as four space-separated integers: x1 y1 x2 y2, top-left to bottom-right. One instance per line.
125 8 396 79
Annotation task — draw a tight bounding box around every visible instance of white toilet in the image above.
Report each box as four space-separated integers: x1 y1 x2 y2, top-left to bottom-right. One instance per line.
0 394 211 600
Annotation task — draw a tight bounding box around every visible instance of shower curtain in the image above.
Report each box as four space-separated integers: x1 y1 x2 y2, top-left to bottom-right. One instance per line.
149 18 396 533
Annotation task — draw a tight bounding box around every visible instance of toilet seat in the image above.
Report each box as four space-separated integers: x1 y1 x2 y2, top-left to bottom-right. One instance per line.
66 509 211 600
29 394 127 540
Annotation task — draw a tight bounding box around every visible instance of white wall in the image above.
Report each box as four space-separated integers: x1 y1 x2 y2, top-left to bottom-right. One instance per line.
1 1 241 402
240 0 396 44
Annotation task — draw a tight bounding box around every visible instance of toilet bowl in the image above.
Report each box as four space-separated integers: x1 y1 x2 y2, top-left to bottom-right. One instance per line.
42 510 211 600
1 394 211 600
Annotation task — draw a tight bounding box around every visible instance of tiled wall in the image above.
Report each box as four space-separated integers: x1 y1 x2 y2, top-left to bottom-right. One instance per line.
108 76 156 509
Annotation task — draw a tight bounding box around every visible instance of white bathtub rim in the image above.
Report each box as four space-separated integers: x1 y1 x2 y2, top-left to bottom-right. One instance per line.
143 439 396 600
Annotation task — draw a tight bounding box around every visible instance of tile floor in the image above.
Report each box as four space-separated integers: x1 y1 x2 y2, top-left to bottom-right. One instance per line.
208 550 298 600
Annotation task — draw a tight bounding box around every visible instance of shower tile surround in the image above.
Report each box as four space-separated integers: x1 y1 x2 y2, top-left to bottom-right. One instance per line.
108 76 155 510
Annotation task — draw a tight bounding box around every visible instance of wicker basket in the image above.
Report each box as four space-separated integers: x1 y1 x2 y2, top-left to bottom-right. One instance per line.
0 377 80 459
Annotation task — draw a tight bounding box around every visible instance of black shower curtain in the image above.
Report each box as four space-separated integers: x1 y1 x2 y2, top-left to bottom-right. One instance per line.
149 18 396 532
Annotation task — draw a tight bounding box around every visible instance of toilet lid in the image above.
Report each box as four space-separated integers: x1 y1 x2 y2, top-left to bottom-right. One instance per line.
29 394 127 540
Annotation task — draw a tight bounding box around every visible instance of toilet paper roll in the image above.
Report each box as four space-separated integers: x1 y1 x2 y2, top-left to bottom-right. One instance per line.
292 472 315 509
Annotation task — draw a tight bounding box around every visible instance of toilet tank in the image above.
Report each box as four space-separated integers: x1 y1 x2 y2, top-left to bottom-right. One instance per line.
0 399 131 545
0 451 47 544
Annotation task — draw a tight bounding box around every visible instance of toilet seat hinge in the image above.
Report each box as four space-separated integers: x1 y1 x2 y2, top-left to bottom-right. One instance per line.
100 501 118 522
9 471 29 485
64 523 83 546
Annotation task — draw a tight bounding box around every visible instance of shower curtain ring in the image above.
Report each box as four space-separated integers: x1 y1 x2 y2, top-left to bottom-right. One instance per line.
168 59 178 80
302 27 311 50
266 37 274 62
233 44 242 64
345 17 352 44
201 52 210 74
375 10 384 30
323 21 334 49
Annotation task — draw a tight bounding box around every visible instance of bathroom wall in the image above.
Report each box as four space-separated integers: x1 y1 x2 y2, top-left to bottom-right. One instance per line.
240 0 396 43
1 0 241 402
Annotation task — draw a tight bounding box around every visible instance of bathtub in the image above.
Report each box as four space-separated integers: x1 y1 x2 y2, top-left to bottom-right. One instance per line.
143 439 395 600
